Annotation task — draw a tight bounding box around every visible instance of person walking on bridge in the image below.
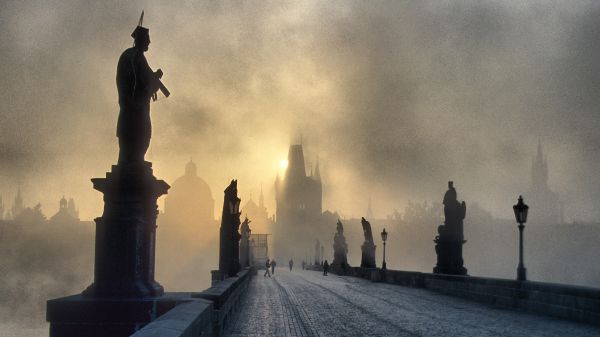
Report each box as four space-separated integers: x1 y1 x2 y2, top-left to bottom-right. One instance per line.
323 260 329 276
271 259 277 275
264 258 271 277
289 259 294 271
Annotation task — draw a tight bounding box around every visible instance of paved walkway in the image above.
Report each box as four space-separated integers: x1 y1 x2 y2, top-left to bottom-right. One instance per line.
225 268 600 337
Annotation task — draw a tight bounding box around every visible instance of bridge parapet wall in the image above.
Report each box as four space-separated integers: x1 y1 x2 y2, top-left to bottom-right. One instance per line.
342 267 600 326
130 266 254 337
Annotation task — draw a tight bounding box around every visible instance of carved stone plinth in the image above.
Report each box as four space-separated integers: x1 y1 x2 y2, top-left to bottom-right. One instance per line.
360 241 376 268
83 161 169 297
433 237 468 275
433 181 468 276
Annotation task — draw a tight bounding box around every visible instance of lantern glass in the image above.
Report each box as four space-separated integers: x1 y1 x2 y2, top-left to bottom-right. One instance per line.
381 228 388 242
513 195 529 224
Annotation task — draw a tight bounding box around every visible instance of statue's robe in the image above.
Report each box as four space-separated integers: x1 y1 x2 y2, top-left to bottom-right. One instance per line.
116 46 155 163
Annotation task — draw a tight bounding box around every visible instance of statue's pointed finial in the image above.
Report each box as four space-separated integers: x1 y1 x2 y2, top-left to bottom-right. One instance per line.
131 10 149 38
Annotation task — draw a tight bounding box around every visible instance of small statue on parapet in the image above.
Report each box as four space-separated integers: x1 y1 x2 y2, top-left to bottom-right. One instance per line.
219 180 242 277
240 217 252 267
434 181 468 275
360 217 376 268
332 220 349 271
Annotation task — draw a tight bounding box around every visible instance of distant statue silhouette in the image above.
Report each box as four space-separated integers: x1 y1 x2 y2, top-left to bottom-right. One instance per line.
240 217 252 267
219 180 242 277
362 217 374 244
360 217 376 268
332 220 349 270
116 12 169 164
434 181 468 275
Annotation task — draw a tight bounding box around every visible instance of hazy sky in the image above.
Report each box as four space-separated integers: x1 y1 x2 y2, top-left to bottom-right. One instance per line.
1 0 600 221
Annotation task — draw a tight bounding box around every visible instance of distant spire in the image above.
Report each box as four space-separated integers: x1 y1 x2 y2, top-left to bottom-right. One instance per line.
259 184 265 209
367 197 374 219
185 158 197 177
314 158 321 180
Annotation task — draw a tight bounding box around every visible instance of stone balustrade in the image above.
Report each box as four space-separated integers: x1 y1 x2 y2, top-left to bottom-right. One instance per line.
130 266 254 337
338 267 600 326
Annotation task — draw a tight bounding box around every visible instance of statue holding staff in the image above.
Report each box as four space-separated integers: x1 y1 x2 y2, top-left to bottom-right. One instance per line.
116 11 170 163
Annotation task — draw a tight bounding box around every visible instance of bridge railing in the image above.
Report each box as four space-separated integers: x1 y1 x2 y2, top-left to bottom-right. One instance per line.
130 266 255 337
335 267 600 326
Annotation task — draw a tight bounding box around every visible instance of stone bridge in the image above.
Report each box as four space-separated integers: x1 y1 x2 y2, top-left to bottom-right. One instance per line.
48 265 600 337
45 164 600 336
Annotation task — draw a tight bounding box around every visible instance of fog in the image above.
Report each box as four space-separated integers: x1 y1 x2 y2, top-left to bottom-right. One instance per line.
2 1 600 335
1 1 600 221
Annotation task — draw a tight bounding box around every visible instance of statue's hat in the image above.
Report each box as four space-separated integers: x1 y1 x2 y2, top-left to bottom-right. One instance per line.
131 11 149 38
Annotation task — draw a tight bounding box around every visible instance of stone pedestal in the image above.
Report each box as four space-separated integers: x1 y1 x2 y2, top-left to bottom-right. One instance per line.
240 238 249 267
47 293 190 337
218 180 241 278
433 182 468 276
433 238 468 275
47 161 170 336
84 161 168 297
360 241 376 268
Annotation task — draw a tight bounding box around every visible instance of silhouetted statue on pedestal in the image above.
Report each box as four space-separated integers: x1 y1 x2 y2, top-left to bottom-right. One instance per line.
434 181 468 275
82 14 170 298
360 217 376 268
47 14 177 337
219 180 242 277
332 220 349 271
240 217 252 267
116 11 169 164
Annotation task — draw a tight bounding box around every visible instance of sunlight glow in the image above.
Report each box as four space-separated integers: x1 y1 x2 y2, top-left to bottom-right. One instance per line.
280 159 289 169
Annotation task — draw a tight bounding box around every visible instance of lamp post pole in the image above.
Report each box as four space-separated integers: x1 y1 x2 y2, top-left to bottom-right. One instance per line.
381 228 388 271
517 221 526 281
513 195 529 282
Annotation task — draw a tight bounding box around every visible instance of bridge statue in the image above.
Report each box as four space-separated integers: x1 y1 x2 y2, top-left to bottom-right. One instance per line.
360 217 377 268
47 14 173 336
219 180 242 278
240 217 252 267
332 220 349 272
434 181 468 275
116 11 170 164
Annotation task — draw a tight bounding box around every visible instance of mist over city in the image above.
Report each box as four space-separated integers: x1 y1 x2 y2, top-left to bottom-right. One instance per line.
1 1 600 337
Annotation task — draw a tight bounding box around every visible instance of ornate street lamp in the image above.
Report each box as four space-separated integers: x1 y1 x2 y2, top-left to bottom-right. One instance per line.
513 195 529 281
381 228 388 270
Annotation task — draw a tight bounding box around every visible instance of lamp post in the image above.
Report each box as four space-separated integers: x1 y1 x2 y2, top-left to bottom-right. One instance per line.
381 228 388 270
513 195 529 281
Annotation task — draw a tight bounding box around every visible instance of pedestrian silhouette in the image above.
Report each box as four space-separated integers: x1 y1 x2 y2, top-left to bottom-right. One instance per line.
264 258 271 277
323 260 329 276
271 259 277 275
289 259 294 271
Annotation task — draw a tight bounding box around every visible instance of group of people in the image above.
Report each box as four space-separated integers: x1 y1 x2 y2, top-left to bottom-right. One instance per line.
264 258 277 277
263 257 330 277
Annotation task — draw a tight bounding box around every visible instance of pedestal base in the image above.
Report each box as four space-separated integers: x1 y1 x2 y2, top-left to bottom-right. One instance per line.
83 161 169 298
47 293 193 337
434 239 468 275
360 243 376 268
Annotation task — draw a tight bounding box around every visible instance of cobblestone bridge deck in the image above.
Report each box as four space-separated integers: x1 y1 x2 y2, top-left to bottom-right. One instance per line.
226 269 600 337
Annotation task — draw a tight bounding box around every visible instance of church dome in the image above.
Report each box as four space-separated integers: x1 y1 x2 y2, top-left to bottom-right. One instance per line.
164 160 215 225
